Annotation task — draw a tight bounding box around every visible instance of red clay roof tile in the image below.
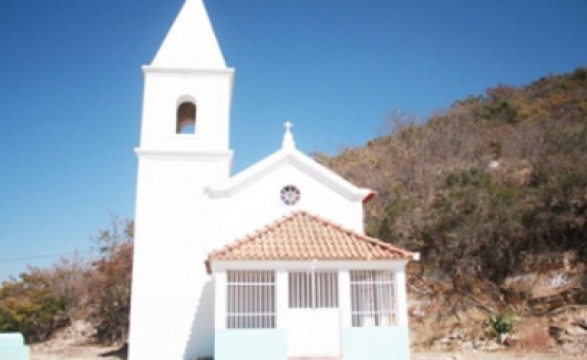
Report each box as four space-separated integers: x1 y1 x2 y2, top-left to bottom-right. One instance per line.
207 211 413 264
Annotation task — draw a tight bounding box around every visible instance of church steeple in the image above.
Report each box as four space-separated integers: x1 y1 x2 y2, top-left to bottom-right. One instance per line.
152 0 226 69
138 0 234 155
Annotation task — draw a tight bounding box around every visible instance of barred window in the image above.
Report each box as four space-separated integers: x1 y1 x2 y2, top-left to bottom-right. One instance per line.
289 271 338 308
226 270 275 329
350 270 395 327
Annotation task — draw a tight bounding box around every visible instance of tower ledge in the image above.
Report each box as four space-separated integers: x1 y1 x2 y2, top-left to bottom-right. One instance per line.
143 65 234 75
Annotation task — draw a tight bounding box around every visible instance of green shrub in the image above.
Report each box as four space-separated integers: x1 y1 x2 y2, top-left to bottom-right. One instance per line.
0 271 67 342
488 313 516 343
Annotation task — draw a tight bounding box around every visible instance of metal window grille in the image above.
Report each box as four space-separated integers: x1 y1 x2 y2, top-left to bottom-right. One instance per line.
289 271 338 308
226 270 275 329
350 270 395 327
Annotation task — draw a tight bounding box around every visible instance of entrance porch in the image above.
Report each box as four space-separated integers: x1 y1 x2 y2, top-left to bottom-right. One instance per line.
206 211 415 360
211 264 411 360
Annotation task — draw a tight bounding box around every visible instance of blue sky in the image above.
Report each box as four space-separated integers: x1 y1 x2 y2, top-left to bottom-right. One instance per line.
0 0 586 281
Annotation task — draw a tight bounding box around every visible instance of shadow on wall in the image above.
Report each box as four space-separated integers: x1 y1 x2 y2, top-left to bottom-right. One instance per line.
99 343 128 359
183 280 215 360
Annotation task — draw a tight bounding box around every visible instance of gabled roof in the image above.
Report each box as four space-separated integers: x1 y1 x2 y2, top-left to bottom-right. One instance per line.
151 0 226 69
205 127 374 203
206 211 413 271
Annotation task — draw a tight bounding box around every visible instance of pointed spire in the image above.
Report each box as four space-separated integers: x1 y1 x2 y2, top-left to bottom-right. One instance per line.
282 121 296 149
151 0 227 69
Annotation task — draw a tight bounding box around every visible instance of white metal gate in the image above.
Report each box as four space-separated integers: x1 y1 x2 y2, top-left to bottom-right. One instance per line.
287 271 340 357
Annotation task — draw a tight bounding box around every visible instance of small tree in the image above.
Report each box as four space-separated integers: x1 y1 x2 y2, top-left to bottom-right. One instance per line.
0 269 68 342
86 217 134 344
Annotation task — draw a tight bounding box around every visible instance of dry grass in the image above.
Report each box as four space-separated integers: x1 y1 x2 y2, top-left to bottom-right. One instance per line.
514 326 553 353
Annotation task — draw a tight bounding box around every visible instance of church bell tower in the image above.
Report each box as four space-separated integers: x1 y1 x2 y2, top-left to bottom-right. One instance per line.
129 1 234 359
139 0 234 155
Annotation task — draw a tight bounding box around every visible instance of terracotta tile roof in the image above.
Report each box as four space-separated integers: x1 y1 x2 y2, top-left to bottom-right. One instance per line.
207 211 413 267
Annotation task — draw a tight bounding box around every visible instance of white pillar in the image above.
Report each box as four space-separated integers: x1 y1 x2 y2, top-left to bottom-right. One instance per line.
338 270 351 328
214 271 227 330
394 268 409 326
276 270 288 329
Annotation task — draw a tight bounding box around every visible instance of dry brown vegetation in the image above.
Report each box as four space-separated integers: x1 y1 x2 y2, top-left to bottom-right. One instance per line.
0 218 133 344
317 68 587 349
317 67 587 281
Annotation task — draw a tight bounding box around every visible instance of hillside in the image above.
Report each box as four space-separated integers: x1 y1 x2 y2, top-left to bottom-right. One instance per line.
317 67 586 281
317 68 587 349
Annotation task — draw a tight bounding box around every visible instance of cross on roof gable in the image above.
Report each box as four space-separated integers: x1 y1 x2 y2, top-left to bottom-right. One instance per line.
206 211 413 272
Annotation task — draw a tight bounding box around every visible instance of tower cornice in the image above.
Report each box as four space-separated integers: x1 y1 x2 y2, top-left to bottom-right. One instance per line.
135 148 233 162
142 65 235 75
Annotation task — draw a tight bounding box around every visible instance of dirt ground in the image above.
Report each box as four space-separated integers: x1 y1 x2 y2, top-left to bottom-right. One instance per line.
30 345 585 360
412 349 584 360
30 344 122 360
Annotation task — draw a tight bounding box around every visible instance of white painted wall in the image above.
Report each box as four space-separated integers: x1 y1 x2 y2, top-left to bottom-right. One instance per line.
130 153 232 359
129 2 235 358
205 156 367 254
129 1 379 359
130 144 369 359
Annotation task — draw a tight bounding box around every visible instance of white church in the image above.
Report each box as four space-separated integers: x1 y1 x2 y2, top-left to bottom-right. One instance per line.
128 1 416 359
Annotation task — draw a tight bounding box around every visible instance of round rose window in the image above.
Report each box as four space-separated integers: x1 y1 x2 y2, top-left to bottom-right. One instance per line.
280 185 301 206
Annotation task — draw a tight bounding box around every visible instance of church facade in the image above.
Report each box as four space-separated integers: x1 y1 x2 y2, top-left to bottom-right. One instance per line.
128 1 415 359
